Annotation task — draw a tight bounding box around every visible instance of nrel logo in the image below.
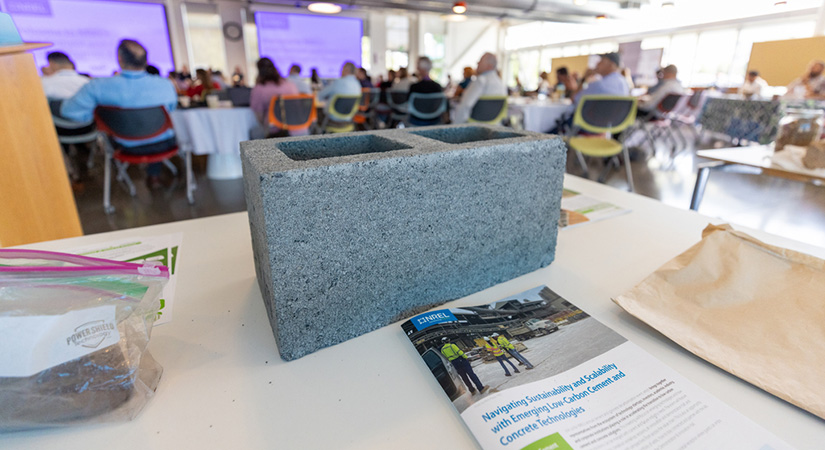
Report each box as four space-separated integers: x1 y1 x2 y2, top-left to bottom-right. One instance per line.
412 309 457 331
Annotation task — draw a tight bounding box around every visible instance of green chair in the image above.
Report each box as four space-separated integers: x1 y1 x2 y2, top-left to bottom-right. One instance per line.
321 94 361 133
566 95 638 192
468 96 508 124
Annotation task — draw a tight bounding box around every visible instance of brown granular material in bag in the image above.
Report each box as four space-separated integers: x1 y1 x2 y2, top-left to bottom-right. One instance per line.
803 140 825 169
776 118 821 151
0 344 134 430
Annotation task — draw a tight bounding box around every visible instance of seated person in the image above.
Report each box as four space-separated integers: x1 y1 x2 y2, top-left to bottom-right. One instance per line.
61 39 178 189
554 67 577 99
356 67 372 88
637 64 683 120
536 71 551 95
310 68 323 91
42 51 89 100
249 58 302 136
211 70 228 90
786 60 825 99
741 70 768 99
392 67 413 91
550 53 629 134
379 70 395 90
317 61 362 114
453 66 474 98
407 56 444 126
232 65 245 87
287 64 312 94
42 51 92 184
453 53 506 124
186 68 220 100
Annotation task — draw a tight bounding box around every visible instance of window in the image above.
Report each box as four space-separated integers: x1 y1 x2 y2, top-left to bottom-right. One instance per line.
562 45 580 57
362 36 371 72
182 4 228 73
539 47 562 72
505 21 544 51
589 42 619 55
691 29 738 87
386 14 409 71
663 33 698 85
641 36 670 51
512 50 540 90
423 32 446 83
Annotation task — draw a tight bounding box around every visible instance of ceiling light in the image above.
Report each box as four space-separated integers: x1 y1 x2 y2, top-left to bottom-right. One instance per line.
452 1 467 14
441 13 468 22
661 1 675 7
307 2 342 14
573 0 588 5
774 1 787 5
595 14 607 20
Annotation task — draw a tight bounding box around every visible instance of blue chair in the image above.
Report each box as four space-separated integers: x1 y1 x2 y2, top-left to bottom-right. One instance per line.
405 92 448 127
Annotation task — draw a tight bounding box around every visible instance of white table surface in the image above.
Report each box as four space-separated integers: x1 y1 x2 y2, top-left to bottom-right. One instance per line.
697 145 825 183
3 175 824 449
170 107 258 156
508 98 570 133
170 107 258 180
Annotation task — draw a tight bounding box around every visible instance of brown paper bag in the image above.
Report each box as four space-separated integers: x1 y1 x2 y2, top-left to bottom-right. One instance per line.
613 224 825 419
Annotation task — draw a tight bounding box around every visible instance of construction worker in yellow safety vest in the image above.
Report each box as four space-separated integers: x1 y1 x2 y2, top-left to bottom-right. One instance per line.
484 336 519 377
440 337 487 394
493 332 534 370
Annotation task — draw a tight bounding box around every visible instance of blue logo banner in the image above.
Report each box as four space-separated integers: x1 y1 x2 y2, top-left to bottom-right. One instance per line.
412 309 457 331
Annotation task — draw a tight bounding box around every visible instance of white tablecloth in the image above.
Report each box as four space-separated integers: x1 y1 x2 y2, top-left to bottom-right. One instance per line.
170 107 258 156
171 107 259 180
509 98 571 133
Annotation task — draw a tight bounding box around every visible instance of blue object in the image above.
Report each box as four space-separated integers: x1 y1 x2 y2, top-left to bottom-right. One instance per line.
60 71 178 147
412 310 458 331
0 13 23 46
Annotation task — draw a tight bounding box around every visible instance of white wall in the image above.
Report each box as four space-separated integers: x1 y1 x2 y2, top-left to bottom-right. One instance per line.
445 18 502 82
92 0 506 87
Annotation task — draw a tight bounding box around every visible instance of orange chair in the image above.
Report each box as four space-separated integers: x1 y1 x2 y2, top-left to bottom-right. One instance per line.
353 87 372 128
268 94 317 134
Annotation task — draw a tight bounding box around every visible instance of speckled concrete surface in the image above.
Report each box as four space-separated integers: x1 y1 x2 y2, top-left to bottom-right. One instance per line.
241 125 567 360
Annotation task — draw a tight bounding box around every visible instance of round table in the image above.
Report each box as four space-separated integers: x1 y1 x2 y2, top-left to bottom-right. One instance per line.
170 107 259 180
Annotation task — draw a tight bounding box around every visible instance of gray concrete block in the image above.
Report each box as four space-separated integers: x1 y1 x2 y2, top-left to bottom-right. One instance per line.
241 124 567 360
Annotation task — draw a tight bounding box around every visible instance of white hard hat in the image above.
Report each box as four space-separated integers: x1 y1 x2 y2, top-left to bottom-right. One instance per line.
492 333 499 337
441 337 448 342
483 336 490 341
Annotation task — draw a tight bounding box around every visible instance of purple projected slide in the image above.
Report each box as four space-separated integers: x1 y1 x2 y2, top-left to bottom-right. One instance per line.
0 0 174 77
255 12 362 78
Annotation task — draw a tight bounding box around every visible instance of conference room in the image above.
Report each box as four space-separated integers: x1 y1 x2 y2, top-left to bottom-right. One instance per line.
2 0 825 449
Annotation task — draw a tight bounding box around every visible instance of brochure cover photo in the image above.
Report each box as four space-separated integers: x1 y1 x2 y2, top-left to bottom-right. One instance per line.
559 189 630 228
400 286 791 450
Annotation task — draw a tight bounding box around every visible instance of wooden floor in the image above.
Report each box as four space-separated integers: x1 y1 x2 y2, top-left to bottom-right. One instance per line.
67 135 825 249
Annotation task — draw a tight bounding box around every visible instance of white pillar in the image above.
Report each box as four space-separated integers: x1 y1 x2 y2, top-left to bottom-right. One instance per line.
369 11 387 73
217 1 248 75
408 13 420 71
164 0 188 71
815 1 825 36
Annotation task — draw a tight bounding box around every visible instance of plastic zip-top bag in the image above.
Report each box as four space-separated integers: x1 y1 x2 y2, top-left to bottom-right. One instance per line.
0 249 169 431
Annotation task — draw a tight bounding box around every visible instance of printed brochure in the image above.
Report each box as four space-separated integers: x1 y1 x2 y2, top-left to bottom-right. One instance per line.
400 286 790 450
559 189 629 228
67 233 182 325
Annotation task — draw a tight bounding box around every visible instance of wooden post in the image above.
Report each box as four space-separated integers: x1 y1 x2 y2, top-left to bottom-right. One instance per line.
0 43 83 247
